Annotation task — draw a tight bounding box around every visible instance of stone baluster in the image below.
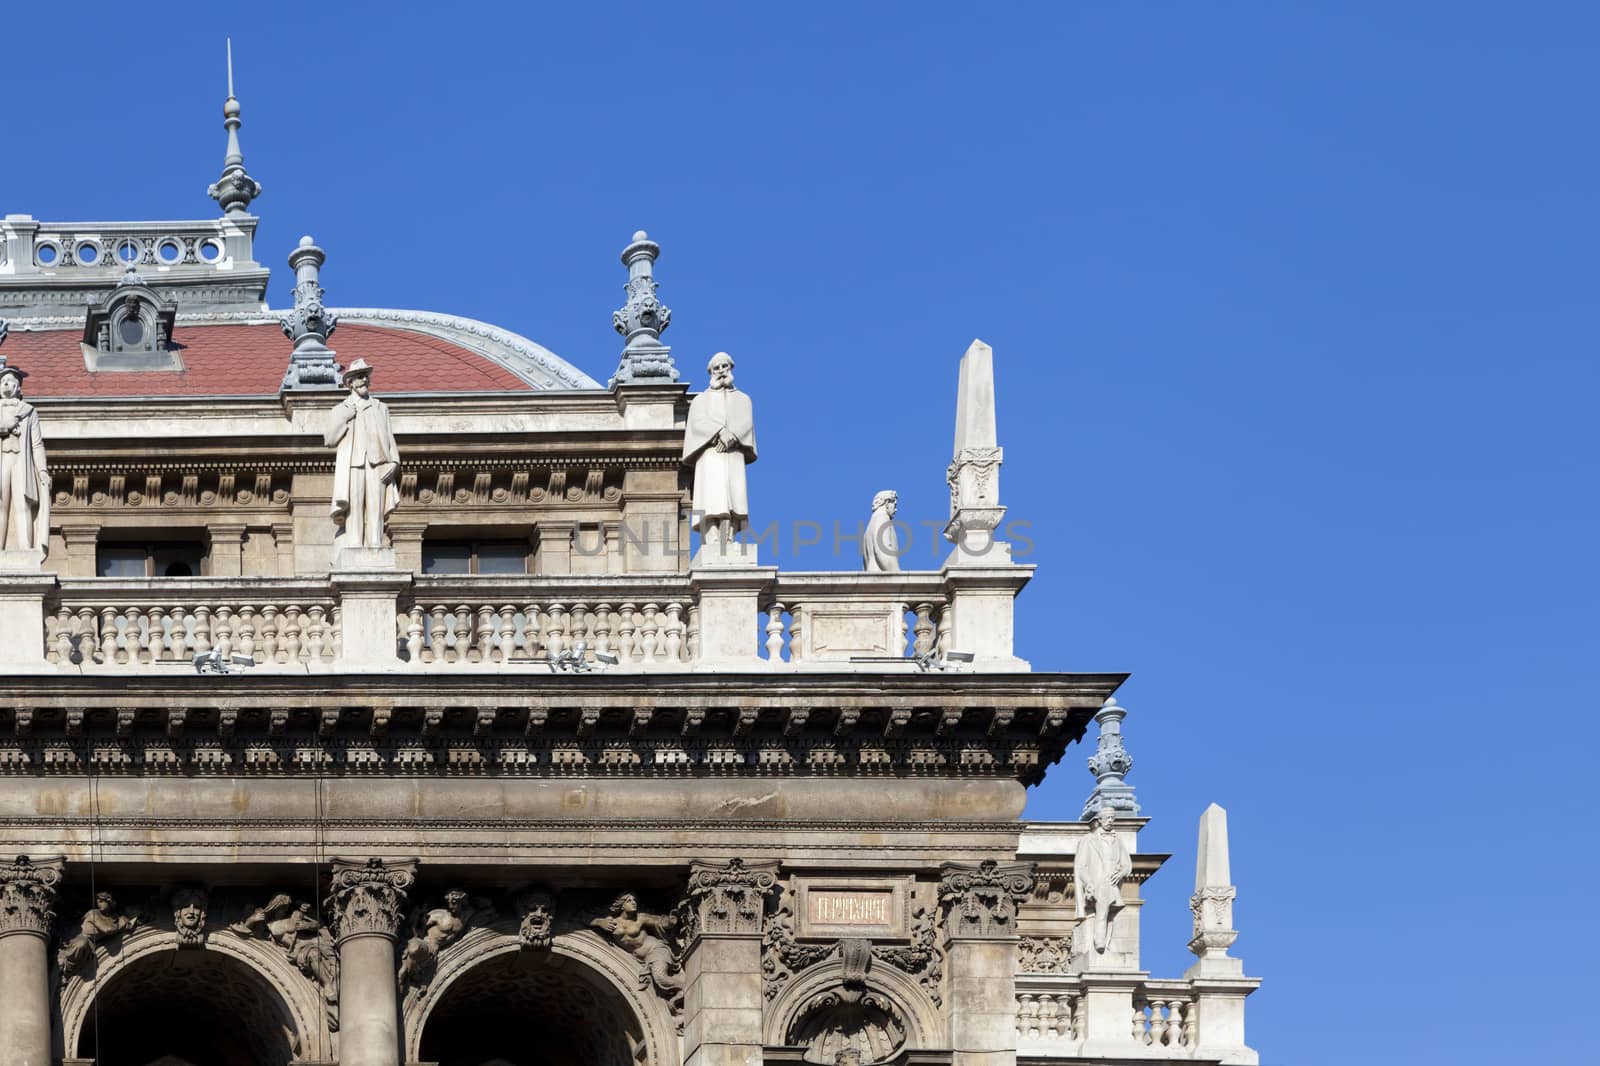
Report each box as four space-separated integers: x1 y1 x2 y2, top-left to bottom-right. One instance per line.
327 858 416 1066
73 606 99 663
281 606 303 664
213 607 234 661
764 602 785 661
140 607 163 663
663 601 683 662
49 613 72 665
192 605 213 657
935 606 952 657
544 604 567 659
616 603 637 662
897 601 910 657
0 856 63 1066
405 607 424 664
522 603 543 659
477 606 497 663
913 602 935 657
260 605 280 663
305 606 327 662
1017 994 1039 1039
1132 1001 1147 1044
427 606 447 663
686 605 700 662
235 606 257 661
452 606 472 662
1165 999 1185 1046
789 604 806 663
591 604 613 658
638 604 660 663
568 602 589 656
331 606 343 659
497 605 517 662
100 607 121 664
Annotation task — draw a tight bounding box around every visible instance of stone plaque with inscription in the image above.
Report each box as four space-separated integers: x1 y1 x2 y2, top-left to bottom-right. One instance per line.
795 877 908 939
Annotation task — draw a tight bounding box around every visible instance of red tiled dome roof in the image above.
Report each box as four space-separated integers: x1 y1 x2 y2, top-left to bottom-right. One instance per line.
2 321 536 397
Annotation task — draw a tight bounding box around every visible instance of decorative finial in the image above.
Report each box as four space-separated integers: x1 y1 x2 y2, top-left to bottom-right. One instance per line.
1185 803 1244 979
609 230 679 386
207 39 262 216
279 235 340 391
944 339 1011 565
1081 697 1141 820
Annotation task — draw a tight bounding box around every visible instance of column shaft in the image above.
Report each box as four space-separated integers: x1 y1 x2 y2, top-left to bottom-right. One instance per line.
0 931 51 1066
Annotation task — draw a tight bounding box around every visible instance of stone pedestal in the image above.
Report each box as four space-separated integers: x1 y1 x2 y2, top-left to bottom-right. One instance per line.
689 566 775 666
329 858 416 1066
682 860 777 1066
1185 977 1261 1065
0 556 53 668
1075 973 1144 1058
0 857 62 1066
330 556 409 667
940 565 1033 671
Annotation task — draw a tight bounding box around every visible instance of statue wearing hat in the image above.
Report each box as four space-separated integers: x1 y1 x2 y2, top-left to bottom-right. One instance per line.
0 361 50 556
323 358 400 552
682 352 757 548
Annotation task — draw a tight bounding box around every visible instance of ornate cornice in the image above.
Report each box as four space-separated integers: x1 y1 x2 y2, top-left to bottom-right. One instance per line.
326 857 416 942
0 855 63 937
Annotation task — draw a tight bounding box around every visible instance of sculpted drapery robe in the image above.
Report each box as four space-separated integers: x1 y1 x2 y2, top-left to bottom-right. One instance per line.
0 396 49 553
324 393 400 549
863 504 901 572
682 386 757 534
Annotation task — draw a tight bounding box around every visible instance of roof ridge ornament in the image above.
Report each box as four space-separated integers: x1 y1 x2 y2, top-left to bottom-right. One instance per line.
280 236 341 391
207 39 263 217
609 230 679 387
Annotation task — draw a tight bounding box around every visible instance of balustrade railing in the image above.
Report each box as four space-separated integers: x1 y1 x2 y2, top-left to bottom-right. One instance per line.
44 579 340 667
1133 984 1195 1051
397 575 697 667
1015 979 1197 1057
1016 989 1082 1045
759 572 950 664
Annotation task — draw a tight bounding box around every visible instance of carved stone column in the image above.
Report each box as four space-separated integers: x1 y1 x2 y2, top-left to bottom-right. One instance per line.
327 857 415 1066
681 859 778 1066
939 860 1035 1066
0 856 63 1066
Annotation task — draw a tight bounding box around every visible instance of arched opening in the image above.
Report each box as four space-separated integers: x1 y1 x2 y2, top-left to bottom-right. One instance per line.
418 951 648 1066
75 948 298 1066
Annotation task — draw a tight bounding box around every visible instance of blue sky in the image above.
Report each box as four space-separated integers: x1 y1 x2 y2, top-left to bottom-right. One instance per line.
5 2 1597 1061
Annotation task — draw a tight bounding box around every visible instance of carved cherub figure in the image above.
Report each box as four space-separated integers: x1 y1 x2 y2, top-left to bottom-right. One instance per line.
592 892 683 1004
58 892 140 977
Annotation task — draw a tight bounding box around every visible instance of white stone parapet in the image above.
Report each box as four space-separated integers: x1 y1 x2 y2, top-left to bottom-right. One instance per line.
29 566 1028 673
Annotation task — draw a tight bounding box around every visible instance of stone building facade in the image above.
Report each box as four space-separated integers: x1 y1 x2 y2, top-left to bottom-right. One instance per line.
0 85 1260 1066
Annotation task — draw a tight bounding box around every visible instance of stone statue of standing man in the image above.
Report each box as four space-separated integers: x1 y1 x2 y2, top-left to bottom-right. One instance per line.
0 363 50 557
1074 806 1132 955
324 358 400 553
683 352 756 549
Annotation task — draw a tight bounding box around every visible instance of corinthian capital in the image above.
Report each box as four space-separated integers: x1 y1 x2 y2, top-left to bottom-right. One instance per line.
326 857 416 942
939 859 1035 940
685 858 778 938
0 856 64 937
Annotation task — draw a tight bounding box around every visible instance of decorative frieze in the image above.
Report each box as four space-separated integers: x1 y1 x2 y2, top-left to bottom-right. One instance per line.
0 855 62 937
326 857 416 942
939 859 1035 939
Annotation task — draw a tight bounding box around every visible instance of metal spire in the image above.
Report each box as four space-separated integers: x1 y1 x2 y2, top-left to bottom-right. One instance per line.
208 39 262 216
